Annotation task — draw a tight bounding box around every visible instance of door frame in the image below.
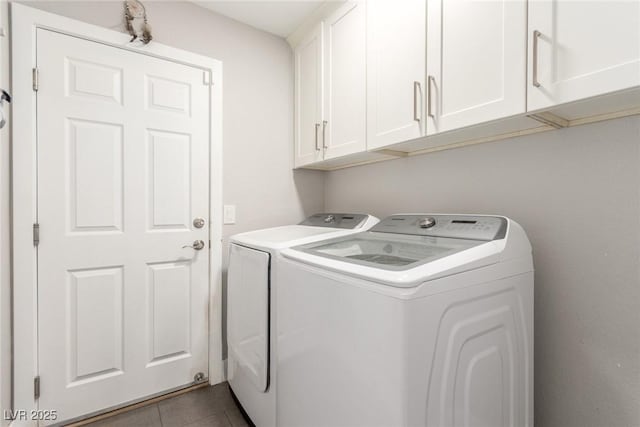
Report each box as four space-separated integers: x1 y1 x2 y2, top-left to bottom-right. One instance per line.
11 3 224 416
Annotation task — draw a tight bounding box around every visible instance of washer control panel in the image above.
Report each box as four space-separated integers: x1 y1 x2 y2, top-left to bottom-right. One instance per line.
371 214 507 241
299 213 369 229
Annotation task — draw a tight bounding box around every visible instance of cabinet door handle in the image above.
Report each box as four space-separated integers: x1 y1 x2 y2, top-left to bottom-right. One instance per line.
532 30 541 88
427 75 435 118
322 120 328 149
314 123 320 151
413 81 422 122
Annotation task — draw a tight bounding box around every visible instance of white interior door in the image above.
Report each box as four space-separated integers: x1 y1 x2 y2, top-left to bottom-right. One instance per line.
36 28 211 423
323 1 367 160
426 0 527 134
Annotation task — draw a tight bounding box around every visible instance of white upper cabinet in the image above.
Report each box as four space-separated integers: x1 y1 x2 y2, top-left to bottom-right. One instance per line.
323 1 367 160
528 0 640 111
292 0 640 170
294 24 324 168
294 3 367 167
426 0 527 135
366 0 426 149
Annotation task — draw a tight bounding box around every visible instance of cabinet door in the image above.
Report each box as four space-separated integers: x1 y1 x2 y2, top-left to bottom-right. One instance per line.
294 24 324 168
528 0 640 111
366 0 425 150
426 0 527 135
323 1 367 160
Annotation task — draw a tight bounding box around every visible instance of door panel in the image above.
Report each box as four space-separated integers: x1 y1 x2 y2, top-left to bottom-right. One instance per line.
148 262 192 364
68 266 124 384
323 1 366 160
294 24 324 167
366 0 425 149
528 0 640 110
37 29 210 423
147 130 191 230
68 119 124 232
146 75 191 114
427 0 526 134
66 58 123 104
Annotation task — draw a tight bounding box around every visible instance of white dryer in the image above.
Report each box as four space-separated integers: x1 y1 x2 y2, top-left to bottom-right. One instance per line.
277 214 533 427
226 213 379 427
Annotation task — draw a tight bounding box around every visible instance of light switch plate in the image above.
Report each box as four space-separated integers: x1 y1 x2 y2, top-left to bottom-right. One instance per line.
223 205 236 225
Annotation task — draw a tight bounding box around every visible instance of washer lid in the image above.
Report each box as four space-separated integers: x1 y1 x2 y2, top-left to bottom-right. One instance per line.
283 233 504 287
282 214 515 287
293 232 485 272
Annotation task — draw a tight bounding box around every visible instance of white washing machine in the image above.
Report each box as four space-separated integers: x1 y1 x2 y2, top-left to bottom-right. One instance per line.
277 214 533 427
226 213 379 427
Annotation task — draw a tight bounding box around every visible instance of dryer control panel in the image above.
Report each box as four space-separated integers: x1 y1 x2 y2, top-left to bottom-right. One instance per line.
299 213 369 229
371 214 507 241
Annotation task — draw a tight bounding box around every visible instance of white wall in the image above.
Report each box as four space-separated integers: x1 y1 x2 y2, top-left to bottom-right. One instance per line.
325 116 640 427
0 0 324 416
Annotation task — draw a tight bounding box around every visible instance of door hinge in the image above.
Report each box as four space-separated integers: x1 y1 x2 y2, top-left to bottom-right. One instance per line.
32 68 39 92
33 223 40 246
203 70 211 86
34 376 40 400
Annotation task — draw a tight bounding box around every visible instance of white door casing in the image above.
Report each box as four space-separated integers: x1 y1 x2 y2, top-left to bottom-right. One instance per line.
322 1 367 160
527 0 640 111
426 0 527 135
366 0 425 150
12 4 223 422
294 23 324 168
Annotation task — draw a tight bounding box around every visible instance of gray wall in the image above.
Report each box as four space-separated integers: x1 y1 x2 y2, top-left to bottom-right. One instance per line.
0 1 323 423
325 116 640 427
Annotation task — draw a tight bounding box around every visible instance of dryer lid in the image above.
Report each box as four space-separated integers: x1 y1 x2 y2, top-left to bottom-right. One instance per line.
229 214 379 251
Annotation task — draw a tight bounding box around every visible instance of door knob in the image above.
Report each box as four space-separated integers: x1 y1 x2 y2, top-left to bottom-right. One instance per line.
182 240 205 250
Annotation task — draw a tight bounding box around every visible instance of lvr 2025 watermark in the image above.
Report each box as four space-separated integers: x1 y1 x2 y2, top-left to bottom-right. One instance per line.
3 409 58 421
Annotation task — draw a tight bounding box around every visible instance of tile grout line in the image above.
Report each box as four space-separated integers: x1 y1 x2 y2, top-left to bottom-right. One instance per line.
223 410 234 427
156 403 164 427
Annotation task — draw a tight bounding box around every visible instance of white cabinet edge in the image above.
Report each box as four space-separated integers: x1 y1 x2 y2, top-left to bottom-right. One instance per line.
286 1 347 49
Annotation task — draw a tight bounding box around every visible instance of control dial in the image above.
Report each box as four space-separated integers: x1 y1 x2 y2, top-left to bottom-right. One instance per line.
418 217 436 229
324 214 336 223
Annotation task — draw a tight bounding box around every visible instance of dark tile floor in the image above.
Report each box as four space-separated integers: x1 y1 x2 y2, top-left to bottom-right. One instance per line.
83 383 251 427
